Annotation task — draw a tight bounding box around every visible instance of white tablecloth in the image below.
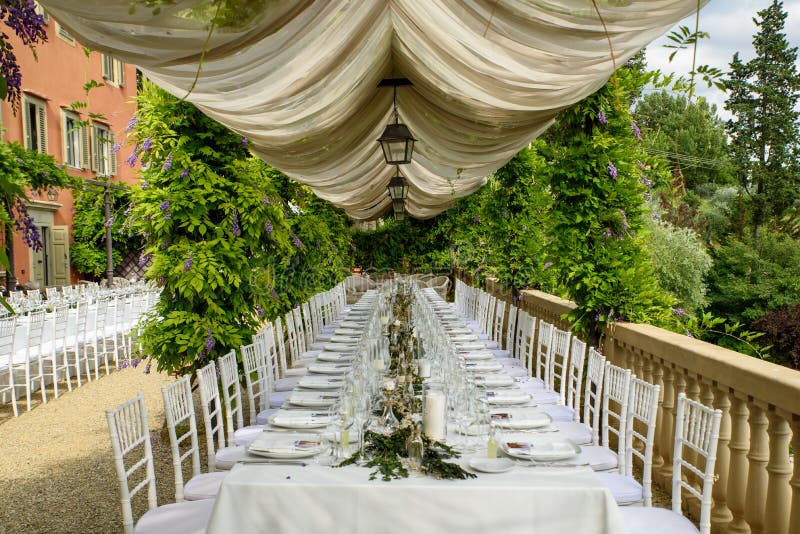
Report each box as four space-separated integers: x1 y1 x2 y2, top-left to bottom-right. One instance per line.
207 462 625 533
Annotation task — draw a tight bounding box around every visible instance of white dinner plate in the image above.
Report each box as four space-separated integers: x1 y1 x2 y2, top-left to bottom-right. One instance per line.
298 376 345 390
316 352 354 362
490 408 552 430
324 343 358 353
460 350 494 361
268 410 332 429
464 361 504 373
500 437 580 461
307 362 351 375
472 374 515 388
287 391 340 407
480 390 532 406
450 334 480 342
468 457 515 473
456 342 487 351
248 432 326 459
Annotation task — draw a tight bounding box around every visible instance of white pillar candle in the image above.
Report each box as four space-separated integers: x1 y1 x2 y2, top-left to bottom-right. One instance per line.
423 390 446 441
419 360 431 378
372 358 385 371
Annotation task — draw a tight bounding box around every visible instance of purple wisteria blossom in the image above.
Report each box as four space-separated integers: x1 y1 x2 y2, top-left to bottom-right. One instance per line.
636 159 646 171
0 2 46 110
105 217 114 228
204 328 214 354
123 206 132 217
265 220 273 234
641 176 653 187
141 137 153 152
601 228 614 241
159 200 171 220
502 210 508 219
184 250 193 271
652 211 660 220
543 262 553 270
262 197 271 206
672 308 687 316
255 304 265 317
644 191 653 202
241 136 248 147
619 209 628 232
473 216 479 224
162 151 173 171
180 169 189 179
232 212 241 237
144 361 152 374
630 121 642 139
291 232 302 249
685 330 694 339
13 199 42 251
607 162 618 180
125 114 139 133
598 109 607 125
137 254 151 268
111 143 122 154
126 143 140 168
270 287 280 302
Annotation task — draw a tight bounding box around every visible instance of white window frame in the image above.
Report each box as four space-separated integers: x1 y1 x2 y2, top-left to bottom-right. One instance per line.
33 2 49 24
91 123 116 177
22 95 48 154
62 110 88 169
55 22 74 44
101 54 125 87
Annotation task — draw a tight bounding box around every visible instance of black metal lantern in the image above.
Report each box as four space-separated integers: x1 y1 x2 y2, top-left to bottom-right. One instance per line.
387 169 409 202
377 78 415 165
46 187 59 201
392 199 406 221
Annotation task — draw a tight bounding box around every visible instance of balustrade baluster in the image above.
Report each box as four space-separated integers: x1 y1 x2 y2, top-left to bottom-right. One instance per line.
728 396 750 534
651 361 665 472
711 387 733 533
745 402 769 534
657 366 676 485
789 418 800 534
764 412 791 534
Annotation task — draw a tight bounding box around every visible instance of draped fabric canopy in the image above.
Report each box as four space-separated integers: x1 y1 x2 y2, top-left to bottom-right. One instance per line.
42 1 704 219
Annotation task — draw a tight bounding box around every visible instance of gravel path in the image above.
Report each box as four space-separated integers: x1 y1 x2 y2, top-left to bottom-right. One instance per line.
0 367 194 534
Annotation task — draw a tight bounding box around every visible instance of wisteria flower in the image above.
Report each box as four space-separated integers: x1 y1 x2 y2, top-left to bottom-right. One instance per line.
641 176 652 187
672 308 687 316
601 228 614 241
255 304 265 317
241 136 249 147
265 220 273 234
204 328 214 354
111 143 122 154
644 191 653 202
262 197 271 206
126 143 139 168
630 121 642 139
598 109 607 125
180 169 189 179
162 151 173 171
291 232 302 249
232 212 241 237
270 287 280 302
144 361 152 375
543 262 553 270
125 114 138 133
652 211 660 220
636 159 646 171
619 209 628 232
685 330 694 339
141 137 153 152
607 162 618 180
137 254 150 268
105 217 114 228
160 200 171 220
184 250 193 272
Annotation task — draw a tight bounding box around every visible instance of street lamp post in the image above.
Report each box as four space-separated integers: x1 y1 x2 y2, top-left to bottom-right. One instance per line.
83 179 126 288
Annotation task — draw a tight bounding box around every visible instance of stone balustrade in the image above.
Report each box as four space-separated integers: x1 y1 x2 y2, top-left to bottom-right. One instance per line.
460 271 799 534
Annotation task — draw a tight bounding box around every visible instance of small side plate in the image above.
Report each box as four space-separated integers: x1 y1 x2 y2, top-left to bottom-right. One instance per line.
468 456 515 473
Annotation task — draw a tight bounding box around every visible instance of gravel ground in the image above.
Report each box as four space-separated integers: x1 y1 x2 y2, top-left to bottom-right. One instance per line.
0 366 210 534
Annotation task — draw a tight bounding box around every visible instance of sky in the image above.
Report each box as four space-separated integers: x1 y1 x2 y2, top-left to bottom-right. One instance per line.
644 0 800 120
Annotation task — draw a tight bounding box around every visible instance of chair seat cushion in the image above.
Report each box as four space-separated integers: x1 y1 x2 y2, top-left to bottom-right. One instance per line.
503 366 529 378
539 404 576 423
483 340 500 349
516 376 545 389
233 425 265 446
214 446 245 470
596 473 643 505
550 421 593 445
491 349 511 358
269 390 292 408
495 357 523 368
274 376 302 392
301 350 321 359
619 506 699 534
256 408 279 425
184 472 228 501
581 445 619 472
135 497 215 534
309 343 326 351
283 367 308 377
527 389 561 405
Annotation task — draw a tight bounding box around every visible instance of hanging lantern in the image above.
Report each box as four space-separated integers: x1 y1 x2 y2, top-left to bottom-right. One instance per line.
392 199 406 221
387 171 409 201
377 78 415 165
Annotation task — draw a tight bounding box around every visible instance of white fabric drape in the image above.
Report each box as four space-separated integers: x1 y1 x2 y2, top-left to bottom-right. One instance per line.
42 1 705 219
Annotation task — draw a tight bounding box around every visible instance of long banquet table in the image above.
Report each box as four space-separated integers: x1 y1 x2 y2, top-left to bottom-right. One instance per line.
206 286 626 533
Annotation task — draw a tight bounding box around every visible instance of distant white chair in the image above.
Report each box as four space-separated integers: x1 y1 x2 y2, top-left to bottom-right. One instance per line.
550 346 605 444
106 393 215 534
0 316 18 417
195 361 246 472
598 376 661 506
240 342 282 425
534 320 553 387
582 362 632 473
22 310 48 410
540 336 586 423
217 350 265 446
619 393 722 534
44 304 72 398
161 376 227 502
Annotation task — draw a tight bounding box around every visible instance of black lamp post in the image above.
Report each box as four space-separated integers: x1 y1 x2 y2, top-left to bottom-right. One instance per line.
377 78 415 165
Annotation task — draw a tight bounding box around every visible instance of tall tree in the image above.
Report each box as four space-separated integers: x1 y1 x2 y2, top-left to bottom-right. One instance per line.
635 91 734 190
724 0 800 247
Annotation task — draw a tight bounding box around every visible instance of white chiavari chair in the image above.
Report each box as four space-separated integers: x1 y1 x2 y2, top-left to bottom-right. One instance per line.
274 316 306 377
196 361 245 471
582 362 632 472
541 336 587 423
598 376 661 506
162 376 227 501
106 393 215 534
0 316 18 416
45 304 72 397
619 393 722 534
217 349 265 446
533 320 553 388
240 342 281 425
24 310 48 410
64 299 92 386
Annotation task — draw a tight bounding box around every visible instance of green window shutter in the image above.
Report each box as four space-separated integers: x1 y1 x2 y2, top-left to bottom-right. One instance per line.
80 124 90 169
110 132 117 175
37 104 47 154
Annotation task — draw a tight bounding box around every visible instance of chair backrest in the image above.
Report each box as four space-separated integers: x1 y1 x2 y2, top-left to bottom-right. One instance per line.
26 310 47 356
217 349 245 444
582 347 606 445
45 286 60 301
548 327 571 402
535 320 553 382
52 304 69 345
196 360 227 472
504 304 518 352
255 326 280 384
284 310 300 363
625 376 661 506
0 316 15 355
492 299 505 344
27 288 42 305
273 316 290 375
292 307 307 353
672 393 722 534
301 301 314 348
518 312 536 372
161 376 201 502
71 300 88 345
240 342 270 426
564 337 587 422
106 393 157 534
95 298 108 330
601 362 632 473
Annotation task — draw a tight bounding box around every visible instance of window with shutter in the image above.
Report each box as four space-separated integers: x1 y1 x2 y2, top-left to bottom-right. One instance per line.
117 59 125 87
92 124 113 176
80 125 90 169
62 110 82 168
22 95 47 154
56 22 74 44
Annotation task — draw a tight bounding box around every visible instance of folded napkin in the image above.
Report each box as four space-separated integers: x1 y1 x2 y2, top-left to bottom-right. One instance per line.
269 410 332 427
456 342 487 351
472 374 515 387
483 390 532 405
329 334 361 343
307 362 351 375
316 352 354 362
490 407 552 429
298 376 345 389
464 361 504 372
501 436 579 460
324 343 358 353
287 391 339 406
249 433 323 453
460 350 494 361
450 334 480 342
